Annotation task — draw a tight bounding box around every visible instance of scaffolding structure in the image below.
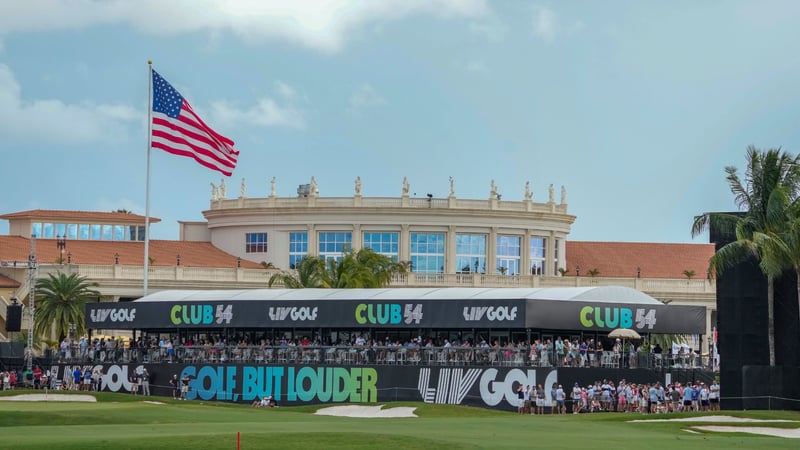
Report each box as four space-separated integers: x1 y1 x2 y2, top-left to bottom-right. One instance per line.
25 235 37 372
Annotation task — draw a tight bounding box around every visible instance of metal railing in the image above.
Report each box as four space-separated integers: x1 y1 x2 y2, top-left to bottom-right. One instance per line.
208 195 570 214
47 344 715 370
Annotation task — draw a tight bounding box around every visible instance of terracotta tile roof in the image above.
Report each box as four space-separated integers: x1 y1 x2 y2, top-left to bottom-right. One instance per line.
0 236 712 277
0 237 262 269
566 241 714 279
0 274 20 288
0 209 160 223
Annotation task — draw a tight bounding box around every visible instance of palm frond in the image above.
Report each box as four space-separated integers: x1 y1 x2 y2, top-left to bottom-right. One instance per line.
34 272 100 340
694 146 800 367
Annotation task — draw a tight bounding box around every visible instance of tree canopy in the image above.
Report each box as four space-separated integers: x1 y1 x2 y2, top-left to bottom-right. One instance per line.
268 248 405 289
692 146 800 365
34 272 101 341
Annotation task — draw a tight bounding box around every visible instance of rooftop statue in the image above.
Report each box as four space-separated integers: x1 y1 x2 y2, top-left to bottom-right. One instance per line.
310 176 318 196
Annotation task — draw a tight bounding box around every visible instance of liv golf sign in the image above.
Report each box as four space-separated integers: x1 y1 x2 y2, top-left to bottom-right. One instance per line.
50 362 670 410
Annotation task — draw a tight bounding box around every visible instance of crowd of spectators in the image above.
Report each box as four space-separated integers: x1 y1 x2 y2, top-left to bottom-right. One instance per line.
0 369 20 390
0 365 104 391
516 378 720 415
50 333 711 370
0 366 50 390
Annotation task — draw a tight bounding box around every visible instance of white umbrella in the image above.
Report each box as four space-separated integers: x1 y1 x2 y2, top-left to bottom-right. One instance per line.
607 328 641 368
608 328 641 340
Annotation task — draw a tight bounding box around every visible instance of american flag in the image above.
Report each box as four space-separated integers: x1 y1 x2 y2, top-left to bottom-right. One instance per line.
151 70 239 176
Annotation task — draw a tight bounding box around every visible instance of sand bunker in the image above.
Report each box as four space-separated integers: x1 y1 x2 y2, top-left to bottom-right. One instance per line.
0 394 97 402
631 415 798 423
630 415 800 439
314 405 417 418
692 425 800 439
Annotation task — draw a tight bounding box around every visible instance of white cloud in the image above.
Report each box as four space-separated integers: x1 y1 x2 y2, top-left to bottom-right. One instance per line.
210 96 306 130
0 0 489 53
349 84 386 109
275 81 296 99
0 64 304 145
533 7 558 43
0 64 139 144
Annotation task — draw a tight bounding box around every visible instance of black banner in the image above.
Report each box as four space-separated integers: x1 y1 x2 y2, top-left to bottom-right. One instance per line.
86 299 526 329
50 362 710 411
525 300 707 334
86 298 704 334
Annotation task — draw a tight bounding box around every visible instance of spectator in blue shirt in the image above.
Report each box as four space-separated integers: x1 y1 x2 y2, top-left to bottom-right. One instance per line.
682 383 694 412
72 368 82 390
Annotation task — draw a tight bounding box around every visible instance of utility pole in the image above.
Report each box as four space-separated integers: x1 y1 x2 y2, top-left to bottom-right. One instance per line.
25 235 37 373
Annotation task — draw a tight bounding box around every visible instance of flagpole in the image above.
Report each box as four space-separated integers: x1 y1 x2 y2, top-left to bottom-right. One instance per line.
144 60 153 296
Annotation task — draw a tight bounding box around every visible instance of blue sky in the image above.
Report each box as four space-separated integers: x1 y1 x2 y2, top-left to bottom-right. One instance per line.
1 0 799 242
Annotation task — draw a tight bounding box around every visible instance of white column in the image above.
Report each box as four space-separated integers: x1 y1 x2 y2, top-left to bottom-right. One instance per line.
307 224 317 256
545 234 554 276
446 225 456 273
400 224 410 263
352 224 362 251
522 230 531 275
487 227 497 275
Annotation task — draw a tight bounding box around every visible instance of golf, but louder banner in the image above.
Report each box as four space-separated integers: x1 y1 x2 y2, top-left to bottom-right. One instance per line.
50 362 712 411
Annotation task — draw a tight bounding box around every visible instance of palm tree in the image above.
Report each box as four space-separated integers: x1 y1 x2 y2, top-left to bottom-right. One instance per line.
682 270 696 280
587 268 600 278
14 331 58 357
783 200 800 332
268 256 326 288
645 299 688 357
353 247 401 287
322 253 374 288
268 248 402 288
34 272 101 341
646 333 687 351
692 147 800 366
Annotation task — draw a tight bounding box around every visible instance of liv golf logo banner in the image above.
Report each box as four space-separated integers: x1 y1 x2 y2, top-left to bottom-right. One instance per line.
52 363 558 410
418 367 558 407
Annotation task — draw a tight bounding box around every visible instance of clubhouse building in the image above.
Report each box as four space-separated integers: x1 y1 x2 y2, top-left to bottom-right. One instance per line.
1 176 715 344
0 177 717 408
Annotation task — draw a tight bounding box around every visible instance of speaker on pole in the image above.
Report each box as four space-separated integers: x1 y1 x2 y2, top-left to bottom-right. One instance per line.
6 298 22 332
